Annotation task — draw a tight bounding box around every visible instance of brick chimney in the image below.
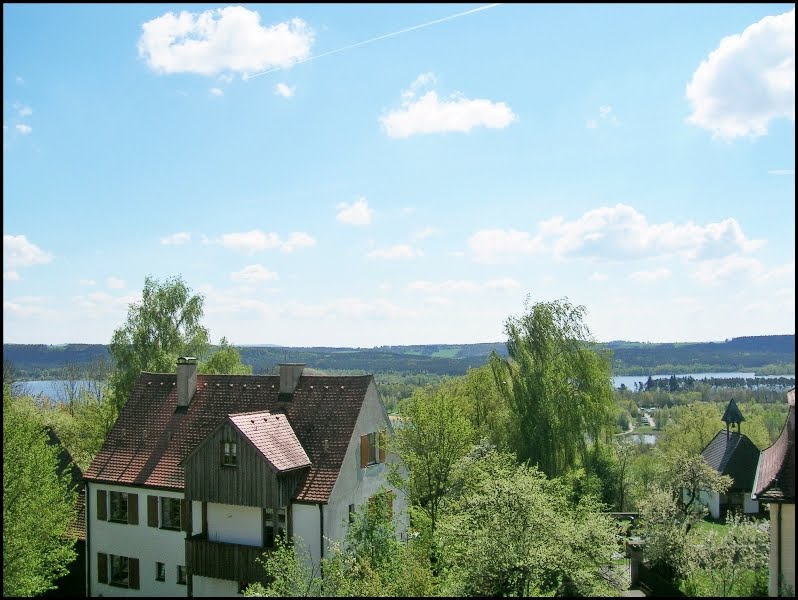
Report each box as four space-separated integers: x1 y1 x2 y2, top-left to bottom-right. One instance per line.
279 363 305 399
177 357 198 408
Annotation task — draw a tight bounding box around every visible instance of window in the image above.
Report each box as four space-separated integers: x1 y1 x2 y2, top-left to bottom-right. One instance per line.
263 507 287 548
222 441 237 467
349 503 356 524
155 562 165 582
360 431 386 468
160 497 181 530
177 565 187 585
110 555 129 587
109 492 128 523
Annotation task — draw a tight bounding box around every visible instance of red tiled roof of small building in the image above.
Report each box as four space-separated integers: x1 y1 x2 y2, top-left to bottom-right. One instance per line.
752 387 795 503
228 410 311 472
84 373 373 503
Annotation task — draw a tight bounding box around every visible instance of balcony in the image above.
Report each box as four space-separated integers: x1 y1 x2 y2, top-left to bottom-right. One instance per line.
186 533 269 584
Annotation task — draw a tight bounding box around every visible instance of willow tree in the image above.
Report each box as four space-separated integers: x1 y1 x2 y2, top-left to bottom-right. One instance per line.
489 297 614 478
109 275 209 408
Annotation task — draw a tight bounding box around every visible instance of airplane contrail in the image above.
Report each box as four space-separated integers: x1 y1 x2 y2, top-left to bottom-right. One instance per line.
244 3 504 81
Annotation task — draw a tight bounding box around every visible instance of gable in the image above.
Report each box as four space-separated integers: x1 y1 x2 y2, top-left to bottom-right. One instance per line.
701 431 761 491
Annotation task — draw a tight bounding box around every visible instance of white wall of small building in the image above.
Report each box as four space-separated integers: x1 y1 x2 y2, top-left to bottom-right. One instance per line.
768 503 795 597
192 575 240 597
87 482 187 597
207 502 261 545
291 502 322 569
743 493 759 514
683 488 721 519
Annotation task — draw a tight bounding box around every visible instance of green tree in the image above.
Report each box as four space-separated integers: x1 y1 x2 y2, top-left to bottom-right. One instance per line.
109 275 209 407
3 385 78 596
657 402 722 457
489 297 615 477
388 384 475 533
683 513 769 597
199 337 253 375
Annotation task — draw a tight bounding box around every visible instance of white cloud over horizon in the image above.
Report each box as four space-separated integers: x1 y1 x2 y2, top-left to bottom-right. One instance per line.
206 229 316 254
106 277 126 289
366 244 423 260
629 268 672 282
4 234 52 281
230 264 278 283
138 6 314 76
274 83 295 98
686 8 795 139
468 229 543 264
161 232 191 245
381 74 517 138
15 124 32 135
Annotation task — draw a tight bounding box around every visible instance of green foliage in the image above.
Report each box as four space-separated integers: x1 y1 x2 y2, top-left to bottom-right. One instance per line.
438 447 620 597
657 402 723 457
683 514 769 597
3 385 78 597
199 337 253 375
245 534 320 597
490 297 615 477
388 383 475 532
109 275 210 407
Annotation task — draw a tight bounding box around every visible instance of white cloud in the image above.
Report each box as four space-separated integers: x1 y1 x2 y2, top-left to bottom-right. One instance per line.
107 277 125 289
210 87 224 96
402 207 416 215
690 256 794 286
586 119 598 129
230 264 278 283
381 76 517 138
587 105 619 129
72 291 140 318
366 245 423 260
629 268 672 282
15 76 24 84
208 229 315 254
468 229 543 264
200 284 276 318
17 105 32 117
161 232 191 245
768 169 794 176
686 9 794 139
4 297 56 319
3 234 52 280
15 124 32 135
284 298 416 321
590 272 608 281
539 204 763 262
446 250 465 257
412 226 438 241
218 73 234 84
79 279 97 286
274 83 295 98
407 278 520 294
336 198 373 225
138 6 314 76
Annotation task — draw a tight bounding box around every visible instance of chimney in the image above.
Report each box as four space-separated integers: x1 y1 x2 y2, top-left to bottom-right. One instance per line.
177 357 198 408
279 363 305 398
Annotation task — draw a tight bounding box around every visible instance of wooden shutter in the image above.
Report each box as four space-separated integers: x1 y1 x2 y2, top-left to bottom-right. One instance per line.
129 557 140 590
148 495 159 527
360 434 369 468
97 553 108 584
387 493 394 520
96 490 107 521
181 499 192 532
127 493 138 525
378 430 386 463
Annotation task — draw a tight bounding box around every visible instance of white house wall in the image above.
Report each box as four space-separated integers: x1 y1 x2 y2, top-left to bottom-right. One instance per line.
207 502 261 546
291 502 322 569
87 482 187 597
769 503 795 597
743 494 759 514
192 575 239 597
326 380 408 552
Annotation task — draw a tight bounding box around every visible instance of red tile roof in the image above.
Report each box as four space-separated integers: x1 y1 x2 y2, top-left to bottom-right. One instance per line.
752 388 795 503
85 373 373 503
228 411 311 472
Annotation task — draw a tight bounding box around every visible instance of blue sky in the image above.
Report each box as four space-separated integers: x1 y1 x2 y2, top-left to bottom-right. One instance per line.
3 3 795 347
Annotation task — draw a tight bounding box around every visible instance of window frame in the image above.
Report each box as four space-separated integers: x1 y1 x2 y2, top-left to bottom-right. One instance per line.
263 507 287 548
367 432 378 465
109 491 129 524
155 561 166 582
160 497 182 531
177 565 187 586
222 441 238 467
109 554 129 588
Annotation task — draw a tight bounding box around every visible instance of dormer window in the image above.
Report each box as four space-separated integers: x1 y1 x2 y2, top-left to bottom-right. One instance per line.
222 441 237 467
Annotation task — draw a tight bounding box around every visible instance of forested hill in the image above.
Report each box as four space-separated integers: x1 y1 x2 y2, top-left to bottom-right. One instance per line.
3 335 794 379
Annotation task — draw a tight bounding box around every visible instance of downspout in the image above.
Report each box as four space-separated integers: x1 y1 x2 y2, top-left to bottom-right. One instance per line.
85 482 91 597
318 504 325 560
777 503 782 597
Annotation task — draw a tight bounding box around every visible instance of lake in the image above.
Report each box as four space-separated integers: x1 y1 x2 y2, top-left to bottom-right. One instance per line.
612 372 794 390
19 379 103 399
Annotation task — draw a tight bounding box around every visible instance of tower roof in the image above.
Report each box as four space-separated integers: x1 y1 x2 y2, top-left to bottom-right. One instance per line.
721 397 745 425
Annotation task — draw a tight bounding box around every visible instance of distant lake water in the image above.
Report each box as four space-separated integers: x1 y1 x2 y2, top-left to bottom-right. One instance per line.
612 372 794 390
20 380 103 400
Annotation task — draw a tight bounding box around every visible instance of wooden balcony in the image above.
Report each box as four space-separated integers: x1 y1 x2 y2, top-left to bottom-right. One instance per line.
186 533 269 584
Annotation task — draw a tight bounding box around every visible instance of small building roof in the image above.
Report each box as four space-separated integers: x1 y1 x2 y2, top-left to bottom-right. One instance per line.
228 410 311 472
700 430 761 492
752 388 795 503
721 397 745 426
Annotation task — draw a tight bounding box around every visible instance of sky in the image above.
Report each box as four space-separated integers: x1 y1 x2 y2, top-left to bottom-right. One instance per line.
3 3 795 348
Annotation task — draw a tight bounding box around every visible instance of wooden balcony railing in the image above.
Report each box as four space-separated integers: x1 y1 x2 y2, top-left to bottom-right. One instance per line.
186 533 269 584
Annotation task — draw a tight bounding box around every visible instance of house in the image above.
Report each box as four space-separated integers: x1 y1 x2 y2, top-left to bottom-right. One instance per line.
690 398 761 519
751 387 795 597
83 359 405 597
